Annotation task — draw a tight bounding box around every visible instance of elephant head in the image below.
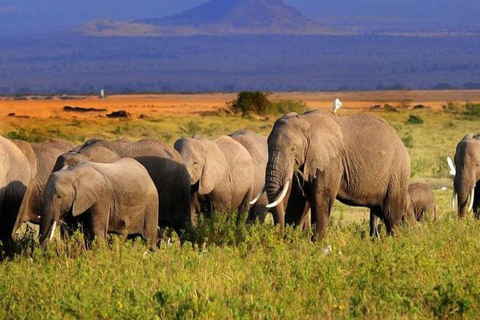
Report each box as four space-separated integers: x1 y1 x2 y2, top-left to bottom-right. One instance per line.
40 165 100 248
453 134 480 218
174 138 228 195
53 147 120 172
265 112 343 228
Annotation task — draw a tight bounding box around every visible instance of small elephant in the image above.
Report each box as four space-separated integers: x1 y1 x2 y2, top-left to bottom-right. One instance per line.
451 133 480 218
0 136 34 248
174 136 254 215
53 138 192 236
407 182 437 222
265 111 411 239
40 158 158 250
11 139 76 237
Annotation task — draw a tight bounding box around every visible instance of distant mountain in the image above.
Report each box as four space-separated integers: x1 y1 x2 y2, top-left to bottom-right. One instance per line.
76 0 338 36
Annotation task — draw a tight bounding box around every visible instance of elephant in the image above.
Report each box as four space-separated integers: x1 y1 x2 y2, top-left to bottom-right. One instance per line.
0 136 34 248
371 182 437 236
407 183 437 222
451 133 480 218
40 158 158 250
52 138 192 237
264 110 411 239
174 136 254 216
11 139 76 237
229 130 269 222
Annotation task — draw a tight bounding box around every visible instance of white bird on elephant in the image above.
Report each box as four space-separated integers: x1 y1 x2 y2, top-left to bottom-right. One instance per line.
333 98 342 113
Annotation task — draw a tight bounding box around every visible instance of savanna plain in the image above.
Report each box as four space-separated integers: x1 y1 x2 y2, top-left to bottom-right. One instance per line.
1 90 480 319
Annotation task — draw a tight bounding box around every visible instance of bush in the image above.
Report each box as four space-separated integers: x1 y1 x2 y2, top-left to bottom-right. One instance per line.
442 101 464 114
442 101 480 118
406 115 424 125
230 91 272 115
270 99 307 115
229 92 307 115
464 102 480 118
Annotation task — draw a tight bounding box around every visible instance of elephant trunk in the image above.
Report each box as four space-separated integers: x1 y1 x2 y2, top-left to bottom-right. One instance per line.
265 149 293 230
39 205 60 249
455 172 476 218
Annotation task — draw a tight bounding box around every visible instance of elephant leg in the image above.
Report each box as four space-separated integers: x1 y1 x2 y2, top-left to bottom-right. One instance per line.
85 210 108 248
382 185 406 236
370 209 380 238
310 185 335 240
473 183 480 219
144 205 158 251
300 205 311 232
237 189 253 224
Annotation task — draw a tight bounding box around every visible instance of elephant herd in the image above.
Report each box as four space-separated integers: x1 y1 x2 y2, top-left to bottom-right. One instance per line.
0 110 475 253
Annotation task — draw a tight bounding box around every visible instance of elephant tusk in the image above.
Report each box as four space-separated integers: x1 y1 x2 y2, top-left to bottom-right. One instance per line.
266 180 290 209
447 157 456 176
451 190 456 211
250 185 266 205
468 187 475 212
49 221 57 241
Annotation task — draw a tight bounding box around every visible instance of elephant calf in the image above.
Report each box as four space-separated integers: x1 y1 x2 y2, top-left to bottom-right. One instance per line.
407 182 437 222
40 158 159 250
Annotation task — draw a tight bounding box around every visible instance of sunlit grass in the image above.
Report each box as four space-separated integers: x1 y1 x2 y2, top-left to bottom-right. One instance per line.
0 104 479 318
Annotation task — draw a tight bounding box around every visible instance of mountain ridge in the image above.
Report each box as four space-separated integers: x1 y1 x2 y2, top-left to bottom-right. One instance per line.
76 0 339 36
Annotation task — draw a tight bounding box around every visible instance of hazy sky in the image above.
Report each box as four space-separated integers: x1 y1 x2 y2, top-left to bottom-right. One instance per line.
0 0 478 35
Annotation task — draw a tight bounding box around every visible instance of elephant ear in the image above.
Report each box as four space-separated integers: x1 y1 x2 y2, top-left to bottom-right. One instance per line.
12 180 38 237
302 117 344 180
199 140 228 195
72 167 100 217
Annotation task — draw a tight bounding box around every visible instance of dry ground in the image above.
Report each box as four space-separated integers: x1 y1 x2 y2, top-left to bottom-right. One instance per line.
2 90 480 119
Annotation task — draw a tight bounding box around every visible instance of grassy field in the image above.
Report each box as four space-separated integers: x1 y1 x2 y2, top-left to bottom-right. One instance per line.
1 92 480 319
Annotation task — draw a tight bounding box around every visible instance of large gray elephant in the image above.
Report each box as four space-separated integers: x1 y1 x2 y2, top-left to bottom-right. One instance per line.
53 138 192 236
40 159 158 250
11 139 76 236
174 136 254 215
265 111 411 239
451 133 480 218
0 136 34 247
229 130 269 222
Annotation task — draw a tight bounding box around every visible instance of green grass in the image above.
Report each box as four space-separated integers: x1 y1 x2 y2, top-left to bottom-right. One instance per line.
1 105 480 318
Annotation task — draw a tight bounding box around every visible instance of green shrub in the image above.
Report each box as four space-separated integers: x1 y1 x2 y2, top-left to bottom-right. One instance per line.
406 115 424 125
270 99 307 114
464 102 480 118
442 101 464 114
230 91 272 115
229 92 307 115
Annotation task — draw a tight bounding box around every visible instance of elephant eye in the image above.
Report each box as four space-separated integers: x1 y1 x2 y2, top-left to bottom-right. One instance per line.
194 161 198 165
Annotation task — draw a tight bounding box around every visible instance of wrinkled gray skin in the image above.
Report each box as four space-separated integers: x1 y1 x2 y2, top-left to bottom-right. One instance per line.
53 139 192 236
0 136 34 248
407 183 437 221
40 159 158 250
453 133 480 219
265 111 411 239
371 182 437 235
228 130 312 227
229 130 269 221
174 136 254 215
11 139 76 237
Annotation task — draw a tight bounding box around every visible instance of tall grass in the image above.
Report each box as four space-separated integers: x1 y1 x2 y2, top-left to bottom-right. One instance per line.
1 102 480 318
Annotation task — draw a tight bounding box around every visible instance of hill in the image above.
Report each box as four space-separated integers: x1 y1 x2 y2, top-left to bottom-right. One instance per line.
76 0 337 36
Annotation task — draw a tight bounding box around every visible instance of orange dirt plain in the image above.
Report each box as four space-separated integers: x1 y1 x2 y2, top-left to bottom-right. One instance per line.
1 90 480 119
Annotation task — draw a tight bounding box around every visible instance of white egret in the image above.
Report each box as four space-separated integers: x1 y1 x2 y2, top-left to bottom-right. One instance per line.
333 98 342 113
